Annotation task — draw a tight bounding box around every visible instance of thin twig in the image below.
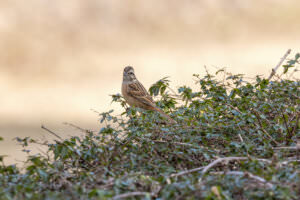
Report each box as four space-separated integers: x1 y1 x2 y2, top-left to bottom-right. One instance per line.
288 65 299 79
227 105 278 145
238 134 244 143
113 192 152 200
226 104 241 114
167 86 179 96
41 125 63 141
152 140 195 147
281 112 292 140
289 112 300 141
63 122 94 134
210 171 273 188
272 146 299 150
90 108 101 115
36 147 49 158
150 140 220 152
204 65 209 75
260 126 279 145
268 49 291 80
251 110 279 145
97 178 115 189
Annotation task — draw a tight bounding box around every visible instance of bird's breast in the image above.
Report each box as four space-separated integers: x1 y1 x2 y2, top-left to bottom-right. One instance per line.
122 83 136 107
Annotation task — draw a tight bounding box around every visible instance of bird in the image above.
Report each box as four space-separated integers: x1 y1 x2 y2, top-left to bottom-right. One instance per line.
122 66 176 124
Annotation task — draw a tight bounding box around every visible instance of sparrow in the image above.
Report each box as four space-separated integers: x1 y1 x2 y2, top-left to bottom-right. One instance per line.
122 66 176 124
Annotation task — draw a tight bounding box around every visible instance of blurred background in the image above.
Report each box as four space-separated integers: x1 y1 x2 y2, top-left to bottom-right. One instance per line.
0 0 299 165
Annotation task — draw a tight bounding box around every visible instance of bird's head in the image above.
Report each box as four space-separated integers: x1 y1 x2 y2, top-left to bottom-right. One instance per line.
123 66 137 82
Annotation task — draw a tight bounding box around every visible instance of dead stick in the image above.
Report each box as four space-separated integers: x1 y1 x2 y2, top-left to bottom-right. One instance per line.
268 49 291 80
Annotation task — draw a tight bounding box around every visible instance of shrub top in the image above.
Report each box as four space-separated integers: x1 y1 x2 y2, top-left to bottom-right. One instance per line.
1 53 299 199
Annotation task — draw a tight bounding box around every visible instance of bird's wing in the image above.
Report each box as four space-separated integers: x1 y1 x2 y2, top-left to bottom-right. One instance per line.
127 81 155 107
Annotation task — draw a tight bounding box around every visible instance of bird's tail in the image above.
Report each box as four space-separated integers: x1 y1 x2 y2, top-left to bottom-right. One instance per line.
154 107 177 124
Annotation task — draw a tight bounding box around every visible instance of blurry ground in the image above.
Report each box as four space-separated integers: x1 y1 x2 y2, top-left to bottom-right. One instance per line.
0 0 299 165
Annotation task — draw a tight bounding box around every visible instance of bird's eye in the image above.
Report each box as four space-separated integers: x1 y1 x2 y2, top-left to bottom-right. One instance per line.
129 72 134 75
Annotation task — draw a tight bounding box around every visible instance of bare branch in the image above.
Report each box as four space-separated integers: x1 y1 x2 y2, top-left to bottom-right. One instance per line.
152 140 195 147
268 49 291 80
273 146 299 150
150 140 220 152
113 192 152 200
238 134 244 143
201 157 248 177
279 159 300 165
210 171 273 188
199 157 272 182
171 156 272 179
170 166 205 178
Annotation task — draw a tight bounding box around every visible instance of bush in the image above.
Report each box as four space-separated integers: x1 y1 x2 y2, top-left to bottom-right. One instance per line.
0 53 299 199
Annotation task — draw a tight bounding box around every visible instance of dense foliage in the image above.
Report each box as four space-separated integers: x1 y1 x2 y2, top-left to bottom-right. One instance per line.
1 54 299 200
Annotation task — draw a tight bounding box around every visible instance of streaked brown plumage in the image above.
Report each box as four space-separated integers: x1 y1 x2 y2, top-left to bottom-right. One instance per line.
122 66 176 124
